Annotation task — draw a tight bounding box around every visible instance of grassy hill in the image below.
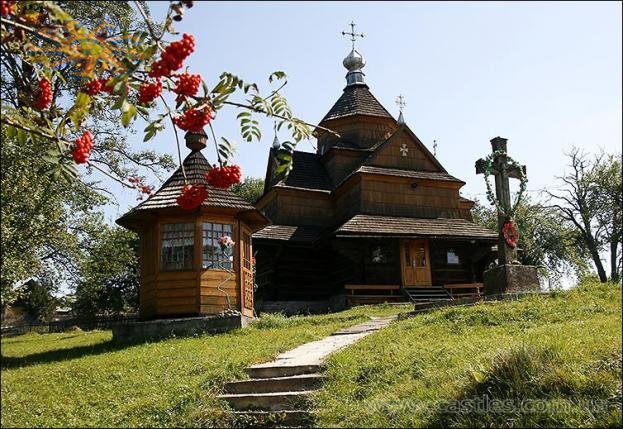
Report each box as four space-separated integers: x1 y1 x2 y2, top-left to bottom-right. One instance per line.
1 279 620 428
313 279 622 428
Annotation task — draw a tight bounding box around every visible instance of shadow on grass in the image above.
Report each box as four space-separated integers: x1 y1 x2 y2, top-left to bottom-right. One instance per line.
1 338 150 370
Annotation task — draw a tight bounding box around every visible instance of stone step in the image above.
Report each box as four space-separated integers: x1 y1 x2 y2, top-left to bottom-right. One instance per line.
224 373 326 394
230 410 313 427
246 364 322 379
219 390 313 411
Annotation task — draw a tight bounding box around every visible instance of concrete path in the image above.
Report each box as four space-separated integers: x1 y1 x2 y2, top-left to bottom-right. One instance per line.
219 315 397 426
248 315 396 372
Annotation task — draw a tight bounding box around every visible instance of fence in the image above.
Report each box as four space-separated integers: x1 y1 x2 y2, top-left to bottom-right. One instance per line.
1 314 139 337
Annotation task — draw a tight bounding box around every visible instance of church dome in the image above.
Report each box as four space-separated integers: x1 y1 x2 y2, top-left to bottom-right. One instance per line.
343 48 366 71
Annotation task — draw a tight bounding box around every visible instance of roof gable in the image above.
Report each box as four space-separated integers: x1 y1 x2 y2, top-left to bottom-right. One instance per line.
365 125 446 173
321 84 394 123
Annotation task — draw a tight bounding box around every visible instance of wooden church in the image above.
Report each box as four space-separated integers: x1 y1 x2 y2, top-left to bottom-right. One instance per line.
253 35 497 306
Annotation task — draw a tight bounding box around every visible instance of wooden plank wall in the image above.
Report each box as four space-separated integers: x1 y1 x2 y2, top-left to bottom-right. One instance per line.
360 176 471 220
317 118 395 151
332 239 401 285
430 242 475 286
271 192 334 226
200 269 238 314
324 151 367 185
370 133 438 171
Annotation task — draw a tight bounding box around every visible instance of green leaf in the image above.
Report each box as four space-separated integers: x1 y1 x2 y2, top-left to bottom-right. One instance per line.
269 71 287 83
16 128 26 146
121 104 137 128
6 125 16 139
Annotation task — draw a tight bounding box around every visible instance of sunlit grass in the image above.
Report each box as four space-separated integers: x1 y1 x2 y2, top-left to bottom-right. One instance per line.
313 280 622 428
1 304 410 427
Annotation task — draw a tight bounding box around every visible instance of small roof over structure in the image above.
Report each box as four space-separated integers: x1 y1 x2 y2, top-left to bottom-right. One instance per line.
334 215 498 241
117 135 268 233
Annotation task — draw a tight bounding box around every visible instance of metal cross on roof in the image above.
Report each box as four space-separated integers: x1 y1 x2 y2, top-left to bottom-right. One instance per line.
342 20 364 50
395 94 407 112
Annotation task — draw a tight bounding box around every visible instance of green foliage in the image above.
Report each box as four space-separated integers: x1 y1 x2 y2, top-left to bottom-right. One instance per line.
0 304 408 427
73 226 140 320
229 177 264 204
314 279 622 428
472 195 589 283
0 128 106 306
13 279 59 322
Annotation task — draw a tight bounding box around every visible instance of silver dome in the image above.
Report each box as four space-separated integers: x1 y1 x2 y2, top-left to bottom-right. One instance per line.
343 49 366 71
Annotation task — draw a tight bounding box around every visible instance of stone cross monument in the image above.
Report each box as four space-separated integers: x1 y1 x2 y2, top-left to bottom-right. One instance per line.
475 137 525 265
475 136 540 294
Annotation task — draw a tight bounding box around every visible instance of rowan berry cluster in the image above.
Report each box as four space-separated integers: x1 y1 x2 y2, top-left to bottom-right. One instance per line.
72 130 94 164
174 72 201 99
129 176 154 200
149 33 196 78
82 78 114 96
138 80 163 105
176 184 208 210
205 164 241 189
34 78 52 110
173 106 213 132
1 0 16 16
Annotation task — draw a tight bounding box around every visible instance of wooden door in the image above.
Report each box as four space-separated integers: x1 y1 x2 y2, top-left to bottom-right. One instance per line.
240 226 254 317
400 240 432 286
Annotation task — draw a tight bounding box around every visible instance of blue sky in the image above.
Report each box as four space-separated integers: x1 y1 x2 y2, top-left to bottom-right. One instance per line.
99 1 622 222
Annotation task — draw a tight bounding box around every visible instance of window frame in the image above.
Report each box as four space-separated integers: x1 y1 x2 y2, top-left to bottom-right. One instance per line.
160 222 195 272
201 221 234 270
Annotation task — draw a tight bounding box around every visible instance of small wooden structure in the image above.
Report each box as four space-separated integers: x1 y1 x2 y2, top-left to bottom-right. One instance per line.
117 132 268 319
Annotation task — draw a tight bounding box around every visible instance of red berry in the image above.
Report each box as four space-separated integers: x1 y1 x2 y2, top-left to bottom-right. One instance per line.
174 73 201 100
205 164 242 189
176 184 208 210
83 79 102 96
138 79 162 105
1 0 16 16
72 130 94 164
149 33 196 78
173 105 213 132
34 78 52 110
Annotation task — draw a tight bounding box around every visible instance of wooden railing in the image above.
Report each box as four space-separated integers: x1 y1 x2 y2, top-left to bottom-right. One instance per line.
444 283 484 299
344 284 405 306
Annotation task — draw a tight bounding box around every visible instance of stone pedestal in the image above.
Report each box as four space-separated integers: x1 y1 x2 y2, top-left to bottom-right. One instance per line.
483 264 540 295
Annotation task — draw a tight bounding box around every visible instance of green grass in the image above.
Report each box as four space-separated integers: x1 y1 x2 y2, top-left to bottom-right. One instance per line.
0 304 410 428
3 281 621 428
313 280 622 428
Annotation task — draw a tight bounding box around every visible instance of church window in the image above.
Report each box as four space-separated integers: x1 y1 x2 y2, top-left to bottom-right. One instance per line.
161 223 195 271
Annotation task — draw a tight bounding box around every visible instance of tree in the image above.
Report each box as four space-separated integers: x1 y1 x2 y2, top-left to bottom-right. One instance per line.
472 196 588 284
544 148 622 283
73 225 139 320
13 278 58 322
0 128 106 306
230 177 264 204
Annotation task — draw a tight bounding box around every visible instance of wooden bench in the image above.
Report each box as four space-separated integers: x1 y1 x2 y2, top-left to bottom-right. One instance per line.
344 285 405 306
444 283 484 299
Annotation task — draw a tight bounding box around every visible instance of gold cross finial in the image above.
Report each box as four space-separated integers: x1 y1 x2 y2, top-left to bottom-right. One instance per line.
342 20 364 50
395 94 407 112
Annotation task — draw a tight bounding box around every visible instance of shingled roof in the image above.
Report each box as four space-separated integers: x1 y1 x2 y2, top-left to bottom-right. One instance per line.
357 166 464 183
117 150 255 223
276 151 333 191
334 215 497 240
321 84 394 123
253 225 325 243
